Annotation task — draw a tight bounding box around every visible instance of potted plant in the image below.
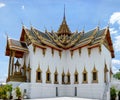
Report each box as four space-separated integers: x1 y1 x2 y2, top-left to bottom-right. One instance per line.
110 86 117 100
15 87 22 100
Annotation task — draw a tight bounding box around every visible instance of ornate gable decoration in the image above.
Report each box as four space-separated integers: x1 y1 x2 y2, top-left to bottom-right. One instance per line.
57 16 71 35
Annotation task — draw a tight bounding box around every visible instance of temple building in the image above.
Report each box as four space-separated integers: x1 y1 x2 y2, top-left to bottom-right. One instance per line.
5 11 114 99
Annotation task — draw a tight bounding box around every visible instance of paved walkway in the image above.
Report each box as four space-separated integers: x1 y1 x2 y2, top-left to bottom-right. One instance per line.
26 97 98 100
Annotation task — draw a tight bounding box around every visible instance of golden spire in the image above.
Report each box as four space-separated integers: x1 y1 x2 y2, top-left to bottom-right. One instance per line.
63 4 66 22
57 5 71 35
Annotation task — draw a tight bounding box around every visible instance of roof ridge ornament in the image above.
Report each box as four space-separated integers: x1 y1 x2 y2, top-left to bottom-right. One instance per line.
44 26 48 33
107 21 110 29
57 5 71 35
63 4 66 21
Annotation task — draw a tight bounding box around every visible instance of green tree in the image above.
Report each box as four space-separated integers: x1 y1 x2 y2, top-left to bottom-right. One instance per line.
113 72 120 80
6 84 13 99
1 85 8 99
0 84 13 99
110 86 117 100
15 87 22 99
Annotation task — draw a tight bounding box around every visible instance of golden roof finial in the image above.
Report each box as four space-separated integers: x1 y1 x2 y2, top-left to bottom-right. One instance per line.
107 21 110 29
44 26 47 33
97 20 100 29
30 20 33 29
63 4 66 21
81 25 85 34
57 5 71 35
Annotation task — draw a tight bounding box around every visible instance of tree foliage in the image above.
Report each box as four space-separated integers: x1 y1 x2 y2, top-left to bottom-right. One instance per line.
113 72 120 80
0 84 12 99
15 86 22 99
110 86 117 100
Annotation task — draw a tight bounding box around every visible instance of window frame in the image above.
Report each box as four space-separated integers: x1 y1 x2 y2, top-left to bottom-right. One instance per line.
36 65 42 83
46 67 51 83
82 67 88 83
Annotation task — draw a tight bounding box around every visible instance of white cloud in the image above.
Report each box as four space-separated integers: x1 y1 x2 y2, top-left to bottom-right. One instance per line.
21 5 25 10
112 59 120 65
112 66 119 73
114 35 120 51
110 12 120 25
109 28 118 34
112 59 120 73
0 2 5 8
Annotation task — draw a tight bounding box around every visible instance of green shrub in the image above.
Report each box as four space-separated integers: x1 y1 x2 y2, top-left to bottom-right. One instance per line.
110 86 117 100
15 87 22 99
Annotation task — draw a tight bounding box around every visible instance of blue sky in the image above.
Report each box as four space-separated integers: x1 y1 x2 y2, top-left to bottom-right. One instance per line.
0 0 120 82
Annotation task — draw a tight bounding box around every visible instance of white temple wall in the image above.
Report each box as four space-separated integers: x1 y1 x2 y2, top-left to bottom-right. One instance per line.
20 44 112 84
18 44 112 99
101 44 112 82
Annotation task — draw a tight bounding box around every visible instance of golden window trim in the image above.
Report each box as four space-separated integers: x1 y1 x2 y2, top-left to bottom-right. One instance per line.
74 69 79 84
46 67 51 83
54 81 59 84
92 66 98 83
36 64 42 72
36 64 42 83
74 82 79 84
82 81 88 84
62 70 65 75
46 80 51 83
70 50 73 58
92 80 98 83
51 48 54 56
104 63 108 72
42 48 46 56
59 51 62 59
99 45 101 53
62 70 65 84
82 67 87 73
79 48 81 55
104 63 108 83
66 82 71 84
66 70 71 84
46 67 51 73
23 59 26 69
36 80 42 83
82 67 88 83
54 69 59 84
27 60 31 72
88 48 91 56
82 73 88 84
67 70 70 76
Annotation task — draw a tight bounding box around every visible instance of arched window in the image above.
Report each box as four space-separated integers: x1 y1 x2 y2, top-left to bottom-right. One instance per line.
92 66 98 83
36 64 42 82
82 67 88 83
62 70 65 84
67 70 71 84
54 69 58 84
74 69 79 84
46 67 51 83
